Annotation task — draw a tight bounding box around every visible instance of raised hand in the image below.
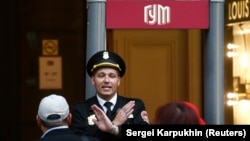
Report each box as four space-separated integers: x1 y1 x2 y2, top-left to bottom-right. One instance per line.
91 104 119 135
112 100 135 126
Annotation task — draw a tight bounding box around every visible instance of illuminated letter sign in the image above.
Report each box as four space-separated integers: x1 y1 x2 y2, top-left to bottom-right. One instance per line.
144 4 170 25
225 0 250 26
106 0 209 29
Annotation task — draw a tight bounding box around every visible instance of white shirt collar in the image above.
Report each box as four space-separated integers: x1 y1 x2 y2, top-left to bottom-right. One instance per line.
96 93 117 111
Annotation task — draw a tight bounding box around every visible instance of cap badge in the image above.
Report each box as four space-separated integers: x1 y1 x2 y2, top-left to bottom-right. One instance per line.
103 51 109 60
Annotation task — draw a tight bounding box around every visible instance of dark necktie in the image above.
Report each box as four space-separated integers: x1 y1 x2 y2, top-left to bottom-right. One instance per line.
104 102 113 119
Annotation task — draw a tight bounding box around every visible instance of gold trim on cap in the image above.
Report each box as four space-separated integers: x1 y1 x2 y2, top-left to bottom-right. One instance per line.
91 62 121 72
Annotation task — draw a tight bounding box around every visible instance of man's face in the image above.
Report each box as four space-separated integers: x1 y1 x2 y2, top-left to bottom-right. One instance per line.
91 68 120 100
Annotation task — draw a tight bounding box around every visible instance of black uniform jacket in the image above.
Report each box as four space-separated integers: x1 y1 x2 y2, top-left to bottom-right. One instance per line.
69 95 149 141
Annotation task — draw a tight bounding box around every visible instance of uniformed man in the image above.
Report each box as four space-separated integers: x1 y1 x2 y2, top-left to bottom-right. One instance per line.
69 50 150 141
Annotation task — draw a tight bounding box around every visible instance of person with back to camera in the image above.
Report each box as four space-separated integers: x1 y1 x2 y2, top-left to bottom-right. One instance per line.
36 94 98 141
154 101 206 125
69 50 150 141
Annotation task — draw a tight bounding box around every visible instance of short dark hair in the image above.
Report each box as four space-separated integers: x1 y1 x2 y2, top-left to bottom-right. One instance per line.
41 118 67 128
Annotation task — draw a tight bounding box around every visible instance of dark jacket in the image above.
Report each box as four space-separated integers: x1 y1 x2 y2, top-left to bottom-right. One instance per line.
69 95 149 141
37 128 82 141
